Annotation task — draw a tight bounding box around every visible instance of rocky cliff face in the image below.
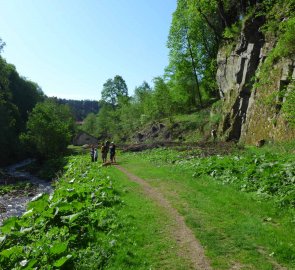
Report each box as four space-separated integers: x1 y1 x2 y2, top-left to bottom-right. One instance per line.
217 16 295 144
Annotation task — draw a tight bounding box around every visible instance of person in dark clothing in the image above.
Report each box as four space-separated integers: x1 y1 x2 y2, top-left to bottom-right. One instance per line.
101 143 107 163
104 140 110 161
90 145 95 162
109 142 116 163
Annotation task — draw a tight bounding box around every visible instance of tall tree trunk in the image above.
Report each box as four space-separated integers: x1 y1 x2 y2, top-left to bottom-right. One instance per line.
217 0 230 28
186 32 202 107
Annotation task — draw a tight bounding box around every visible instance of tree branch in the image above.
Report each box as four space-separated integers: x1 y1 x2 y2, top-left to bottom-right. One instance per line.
197 7 223 42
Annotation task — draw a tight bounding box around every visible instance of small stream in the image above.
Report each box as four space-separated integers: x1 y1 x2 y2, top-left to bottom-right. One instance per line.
0 159 53 226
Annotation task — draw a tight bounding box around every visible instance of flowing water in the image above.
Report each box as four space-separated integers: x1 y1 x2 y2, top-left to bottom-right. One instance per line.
0 159 53 225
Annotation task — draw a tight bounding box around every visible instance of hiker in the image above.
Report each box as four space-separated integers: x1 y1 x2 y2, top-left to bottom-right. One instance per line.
110 142 116 163
101 143 107 163
105 140 110 160
90 145 95 162
94 146 98 162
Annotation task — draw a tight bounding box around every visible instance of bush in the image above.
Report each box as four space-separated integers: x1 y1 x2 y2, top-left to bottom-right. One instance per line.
0 156 121 269
130 147 295 209
21 100 75 159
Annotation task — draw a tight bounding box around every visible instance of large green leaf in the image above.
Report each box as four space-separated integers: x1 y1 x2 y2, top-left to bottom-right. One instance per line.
49 241 68 255
61 212 81 223
0 217 18 234
53 254 72 267
0 246 22 258
28 194 49 212
22 259 37 270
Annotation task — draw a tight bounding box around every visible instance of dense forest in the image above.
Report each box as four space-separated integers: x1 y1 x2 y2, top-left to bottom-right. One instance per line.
54 98 100 121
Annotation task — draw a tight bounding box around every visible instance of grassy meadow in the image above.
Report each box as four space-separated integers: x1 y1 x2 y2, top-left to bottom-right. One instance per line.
0 142 294 269
116 144 295 269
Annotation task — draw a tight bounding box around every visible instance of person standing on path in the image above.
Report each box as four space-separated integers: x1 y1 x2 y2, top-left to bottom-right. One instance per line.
104 140 110 161
90 145 95 162
94 146 98 162
101 143 107 163
110 142 116 163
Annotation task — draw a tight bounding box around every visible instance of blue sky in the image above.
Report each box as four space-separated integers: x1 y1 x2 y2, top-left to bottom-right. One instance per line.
0 0 176 100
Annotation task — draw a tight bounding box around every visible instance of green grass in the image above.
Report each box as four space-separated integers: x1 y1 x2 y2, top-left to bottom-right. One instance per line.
172 109 209 123
102 167 193 270
1 144 294 269
118 149 295 269
0 154 193 269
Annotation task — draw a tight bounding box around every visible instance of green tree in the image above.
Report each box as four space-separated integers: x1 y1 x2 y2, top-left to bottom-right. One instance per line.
21 100 75 159
0 44 18 164
0 39 45 165
0 97 20 164
152 77 173 120
81 113 97 135
166 0 221 109
8 64 44 126
134 81 152 103
101 75 128 107
134 81 154 123
95 103 117 139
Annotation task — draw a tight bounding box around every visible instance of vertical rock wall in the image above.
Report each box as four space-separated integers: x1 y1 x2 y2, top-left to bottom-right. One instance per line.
240 58 295 144
217 17 295 144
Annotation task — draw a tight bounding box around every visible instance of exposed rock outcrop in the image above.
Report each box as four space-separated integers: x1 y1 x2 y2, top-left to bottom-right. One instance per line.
240 58 295 144
217 16 295 144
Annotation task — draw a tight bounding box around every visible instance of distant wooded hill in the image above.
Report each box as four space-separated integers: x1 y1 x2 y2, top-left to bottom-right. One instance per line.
53 98 100 121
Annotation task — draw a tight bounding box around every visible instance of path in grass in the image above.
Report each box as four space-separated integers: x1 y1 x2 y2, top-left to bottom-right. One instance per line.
115 164 212 270
116 151 295 269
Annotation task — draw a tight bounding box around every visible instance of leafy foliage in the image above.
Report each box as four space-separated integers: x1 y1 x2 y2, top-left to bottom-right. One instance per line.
21 100 75 159
84 76 177 141
128 147 295 209
166 0 219 109
0 50 44 165
80 113 97 136
101 75 128 107
0 155 122 269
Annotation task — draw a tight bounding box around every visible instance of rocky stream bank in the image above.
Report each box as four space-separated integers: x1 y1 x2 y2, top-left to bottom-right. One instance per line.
0 160 53 225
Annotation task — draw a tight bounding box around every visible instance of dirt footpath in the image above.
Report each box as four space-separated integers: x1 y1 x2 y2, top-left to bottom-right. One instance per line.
115 165 212 270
